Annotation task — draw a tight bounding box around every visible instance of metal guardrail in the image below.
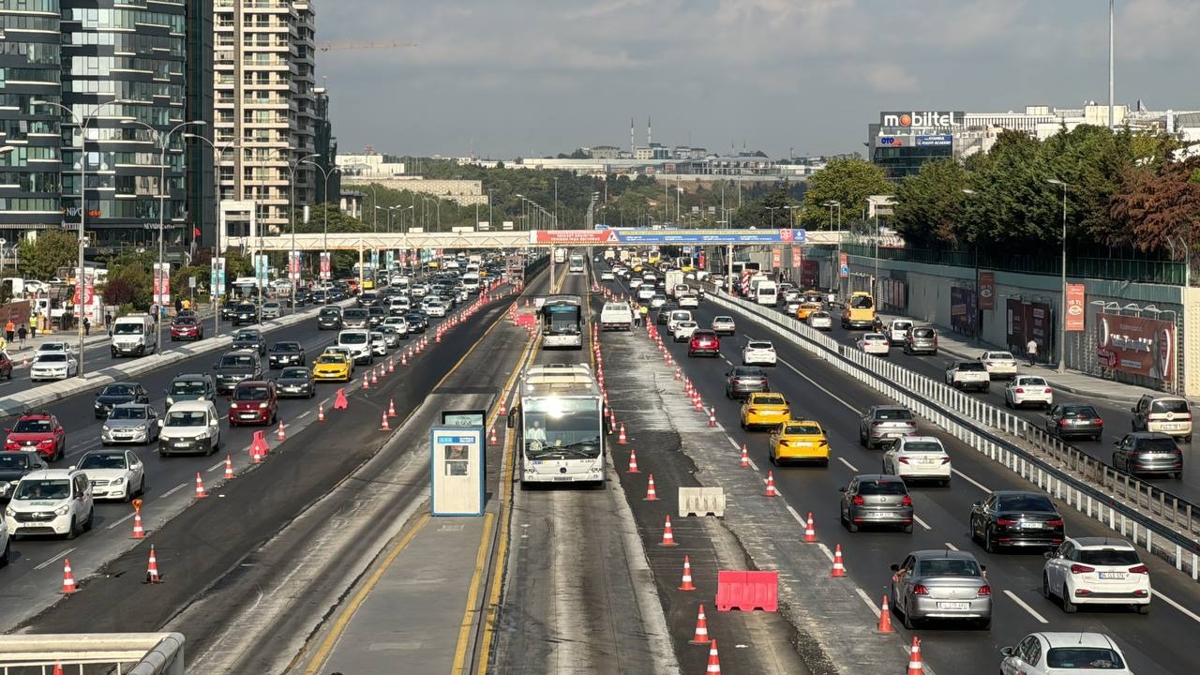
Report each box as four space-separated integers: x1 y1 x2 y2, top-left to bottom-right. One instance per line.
708 291 1200 581
0 632 184 675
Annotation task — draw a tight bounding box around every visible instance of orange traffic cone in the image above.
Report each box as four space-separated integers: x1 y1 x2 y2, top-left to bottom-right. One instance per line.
627 448 640 473
131 511 145 539
765 471 778 497
224 454 235 480
907 636 923 675
740 443 750 468
380 411 391 431
675 367 681 381
62 558 77 594
276 420 286 441
830 544 847 577
334 388 348 409
401 352 408 367
706 639 721 674
803 512 817 543
878 595 895 633
388 398 397 417
362 373 370 390
388 357 395 373
194 472 207 499
659 515 678 547
689 605 710 644
678 555 696 591
146 546 162 583
498 400 507 417
644 474 658 501
51 664 63 675
489 425 498 446
371 369 379 386
708 406 717 427
318 402 326 421
618 423 628 445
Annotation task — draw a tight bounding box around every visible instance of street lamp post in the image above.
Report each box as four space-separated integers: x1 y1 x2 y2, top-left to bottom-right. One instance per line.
1047 179 1070 374
300 160 341 302
184 132 239 337
288 153 320 313
823 200 842 297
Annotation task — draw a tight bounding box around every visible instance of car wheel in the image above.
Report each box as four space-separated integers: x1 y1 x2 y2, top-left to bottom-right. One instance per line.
0 538 9 567
1093 434 1102 442
84 507 94 532
846 515 859 533
65 515 78 540
901 598 916 630
769 452 777 466
1137 603 1150 615
1042 574 1053 599
1186 436 1193 443
902 523 913 534
976 617 992 631
859 430 867 447
1062 585 1077 613
984 528 997 553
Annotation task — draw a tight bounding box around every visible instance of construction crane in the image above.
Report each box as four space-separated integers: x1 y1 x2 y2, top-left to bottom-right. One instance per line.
317 40 416 52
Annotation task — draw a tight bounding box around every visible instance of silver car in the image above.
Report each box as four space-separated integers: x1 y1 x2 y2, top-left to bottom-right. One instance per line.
890 549 991 630
261 301 282 319
839 474 914 533
859 405 918 449
101 404 160 446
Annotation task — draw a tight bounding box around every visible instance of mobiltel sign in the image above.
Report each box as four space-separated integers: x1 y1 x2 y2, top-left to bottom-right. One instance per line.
880 111 965 129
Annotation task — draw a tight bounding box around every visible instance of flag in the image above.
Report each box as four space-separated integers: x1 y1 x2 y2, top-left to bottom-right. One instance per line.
193 227 201 238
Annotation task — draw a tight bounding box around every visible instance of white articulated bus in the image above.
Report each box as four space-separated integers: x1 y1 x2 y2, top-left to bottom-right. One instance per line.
510 363 605 486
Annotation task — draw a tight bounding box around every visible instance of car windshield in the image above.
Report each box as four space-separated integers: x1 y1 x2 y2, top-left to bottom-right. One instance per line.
280 368 309 380
37 354 67 363
234 332 259 341
747 342 773 350
875 408 913 421
39 343 65 352
109 407 147 420
1045 647 1125 669
1078 548 1141 566
270 343 299 352
171 380 207 395
1018 378 1048 386
753 395 787 406
340 333 368 345
233 386 270 401
1139 437 1179 453
957 362 986 371
1151 399 1190 414
864 334 886 341
101 385 135 396
113 323 143 335
12 419 51 432
903 442 943 453
857 479 907 495
317 355 346 364
15 479 70 500
997 494 1056 512
220 355 256 368
80 453 128 470
174 317 197 326
918 558 982 578
166 411 208 427
320 309 340 317
0 454 31 469
784 424 821 435
344 309 368 320
1061 406 1099 418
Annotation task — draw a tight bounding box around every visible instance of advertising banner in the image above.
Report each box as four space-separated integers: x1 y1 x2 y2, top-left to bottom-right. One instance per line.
1096 313 1175 382
1029 302 1052 350
915 135 953 147
287 250 301 281
792 247 802 268
697 250 706 270
152 263 170 305
1066 284 1086 331
950 286 976 335
978 272 995 310
210 257 226 295
771 248 782 269
839 252 849 278
531 228 805 246
319 252 331 280
72 267 96 307
1006 298 1024 350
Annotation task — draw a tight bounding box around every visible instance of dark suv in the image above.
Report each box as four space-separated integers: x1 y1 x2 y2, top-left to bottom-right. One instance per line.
902 326 938 355
725 366 768 400
1112 432 1183 478
214 351 263 395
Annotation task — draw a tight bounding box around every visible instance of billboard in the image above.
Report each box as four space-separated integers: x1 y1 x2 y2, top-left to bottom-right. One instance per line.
1095 313 1175 382
880 111 965 128
771 248 782 269
532 228 804 246
950 286 976 335
1006 299 1025 351
1066 284 1086 331
916 135 953 147
152 263 170 305
978 272 995 310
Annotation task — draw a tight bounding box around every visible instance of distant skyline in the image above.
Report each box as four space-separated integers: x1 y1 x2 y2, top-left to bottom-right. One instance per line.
318 0 1198 160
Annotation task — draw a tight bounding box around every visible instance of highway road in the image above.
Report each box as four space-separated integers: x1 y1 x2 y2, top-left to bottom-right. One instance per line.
604 268 1200 675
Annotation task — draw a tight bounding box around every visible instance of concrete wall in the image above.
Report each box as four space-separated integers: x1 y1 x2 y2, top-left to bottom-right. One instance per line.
342 178 487 206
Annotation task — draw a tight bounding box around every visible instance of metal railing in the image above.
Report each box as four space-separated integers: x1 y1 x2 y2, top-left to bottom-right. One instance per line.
0 633 184 675
708 291 1200 581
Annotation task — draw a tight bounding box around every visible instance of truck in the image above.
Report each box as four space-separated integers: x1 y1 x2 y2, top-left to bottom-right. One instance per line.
665 270 685 296
599 302 634 332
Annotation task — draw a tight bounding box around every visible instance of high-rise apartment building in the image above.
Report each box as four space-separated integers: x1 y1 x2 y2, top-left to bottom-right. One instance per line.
213 0 317 236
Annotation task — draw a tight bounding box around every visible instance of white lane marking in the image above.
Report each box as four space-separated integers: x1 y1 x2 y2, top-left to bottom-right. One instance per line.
297 410 311 419
1004 589 1049 624
748 458 759 470
106 512 135 530
34 548 74 570
837 457 859 472
952 468 990 493
784 504 806 527
206 460 225 473
945 542 960 551
1153 590 1200 625
913 514 932 531
816 542 834 563
157 482 187 500
856 587 882 617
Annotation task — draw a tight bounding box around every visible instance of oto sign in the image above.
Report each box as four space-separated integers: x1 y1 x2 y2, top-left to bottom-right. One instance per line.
1066 284 1086 331
1096 313 1175 382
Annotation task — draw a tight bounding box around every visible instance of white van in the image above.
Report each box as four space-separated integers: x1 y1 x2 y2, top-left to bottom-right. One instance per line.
110 315 157 357
462 273 481 294
6 469 94 539
668 310 694 335
158 400 222 456
337 329 373 365
754 280 778 307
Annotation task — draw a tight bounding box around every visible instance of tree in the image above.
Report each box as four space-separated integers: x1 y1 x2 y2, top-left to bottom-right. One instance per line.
1109 156 1200 255
103 261 152 309
17 231 78 280
800 158 892 230
891 158 969 248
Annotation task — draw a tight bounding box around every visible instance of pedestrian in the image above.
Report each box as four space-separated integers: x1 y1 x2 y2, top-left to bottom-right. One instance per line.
639 304 649 325
16 324 26 348
3 319 12 345
174 297 183 314
104 312 113 333
632 304 642 328
1026 338 1038 367
83 317 90 337
29 319 37 339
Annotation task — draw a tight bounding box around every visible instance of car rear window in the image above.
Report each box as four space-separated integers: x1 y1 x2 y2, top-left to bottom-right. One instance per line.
913 328 934 338
1151 399 1190 414
957 362 986 371
747 342 773 350
1045 647 1125 669
1078 548 1141 566
857 479 907 495
733 367 765 377
785 424 822 435
875 408 913 421
1061 406 1098 418
1137 437 1179 453
918 558 982 578
997 494 1055 512
753 395 786 406
903 442 943 453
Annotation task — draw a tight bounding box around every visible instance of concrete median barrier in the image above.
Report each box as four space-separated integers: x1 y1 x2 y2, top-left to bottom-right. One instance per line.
678 486 726 518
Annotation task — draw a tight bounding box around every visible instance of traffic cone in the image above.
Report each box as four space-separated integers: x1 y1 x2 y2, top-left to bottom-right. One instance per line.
689 605 710 644
740 444 750 468
372 369 379 386
907 637 923 675
276 420 286 441
362 373 370 390
708 406 717 427
830 544 847 577
388 398 397 417
380 411 390 431
693 394 704 412
659 515 678 546
498 400 507 417
62 558 77 594
765 471 778 497
678 555 696 591
334 388 348 409
146 546 162 583
878 595 895 633
618 423 628 445
224 454 234 480
401 352 408 367
675 367 681 381
706 639 721 674
627 448 640 473
194 472 207 499
644 474 658 501
388 358 395 373
489 425 498 446
52 664 63 675
318 402 326 421
131 511 145 539
803 512 817 543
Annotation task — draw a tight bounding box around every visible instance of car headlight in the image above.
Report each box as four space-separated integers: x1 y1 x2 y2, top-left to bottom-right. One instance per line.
258 403 268 409
3 507 12 517
112 477 125 485
102 425 111 433
54 505 70 515
135 425 147 432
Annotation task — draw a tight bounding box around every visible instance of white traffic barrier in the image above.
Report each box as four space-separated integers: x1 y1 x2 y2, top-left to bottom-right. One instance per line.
678 486 726 518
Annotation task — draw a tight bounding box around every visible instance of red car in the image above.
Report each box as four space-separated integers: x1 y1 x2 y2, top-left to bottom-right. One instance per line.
0 353 12 380
688 329 721 358
228 381 278 426
4 412 66 461
170 316 204 341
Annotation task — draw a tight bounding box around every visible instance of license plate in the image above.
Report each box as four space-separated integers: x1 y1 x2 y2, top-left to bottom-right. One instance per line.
553 477 573 482
1098 572 1127 580
175 442 191 448
937 602 969 610
1022 522 1044 529
240 414 258 419
798 442 813 447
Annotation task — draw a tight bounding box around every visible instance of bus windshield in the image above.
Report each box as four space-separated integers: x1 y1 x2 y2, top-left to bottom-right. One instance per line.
522 398 602 459
543 305 581 334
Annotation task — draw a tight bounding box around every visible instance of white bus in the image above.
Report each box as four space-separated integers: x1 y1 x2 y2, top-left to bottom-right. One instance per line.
568 254 585 274
539 294 583 349
553 248 568 264
511 363 605 486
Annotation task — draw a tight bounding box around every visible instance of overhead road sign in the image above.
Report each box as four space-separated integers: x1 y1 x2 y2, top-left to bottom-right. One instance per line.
534 228 807 246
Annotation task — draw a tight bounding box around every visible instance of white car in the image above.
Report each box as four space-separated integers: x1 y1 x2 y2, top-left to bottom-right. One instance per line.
808 311 833 331
886 319 914 345
383 316 409 333
5 469 95 539
649 295 667 309
74 449 145 501
742 341 777 366
601 271 614 281
425 302 447 318
857 333 890 356
629 277 644 289
711 316 736 336
980 351 1019 379
35 341 74 360
882 436 951 486
260 301 283 319
1042 537 1150 614
678 293 700 309
30 354 78 381
637 287 656 301
369 331 389 356
672 321 699 342
1000 632 1133 675
1005 376 1053 409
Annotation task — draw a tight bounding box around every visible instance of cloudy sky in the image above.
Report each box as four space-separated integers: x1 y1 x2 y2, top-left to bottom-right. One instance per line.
316 0 1197 160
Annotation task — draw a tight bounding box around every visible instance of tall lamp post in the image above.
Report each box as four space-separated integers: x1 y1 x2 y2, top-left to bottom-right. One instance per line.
301 160 340 302
1047 179 1070 374
184 132 239 337
32 98 134 378
288 153 320 312
121 118 207 354
823 200 842 297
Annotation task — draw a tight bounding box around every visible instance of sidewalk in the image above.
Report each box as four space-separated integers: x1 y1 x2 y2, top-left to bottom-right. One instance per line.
5 307 217 354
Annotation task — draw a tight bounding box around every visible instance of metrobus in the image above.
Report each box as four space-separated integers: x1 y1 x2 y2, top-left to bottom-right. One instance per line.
510 363 605 486
553 248 568 264
539 294 584 349
567 254 585 274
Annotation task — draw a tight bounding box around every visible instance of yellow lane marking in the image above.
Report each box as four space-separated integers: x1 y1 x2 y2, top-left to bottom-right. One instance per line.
450 511 496 673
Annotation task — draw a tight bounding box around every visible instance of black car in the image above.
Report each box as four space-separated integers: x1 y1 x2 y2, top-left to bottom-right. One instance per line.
276 366 316 399
94 382 150 419
268 341 307 369
317 307 343 330
1044 404 1105 441
405 311 428 333
725 366 769 400
1112 432 1183 478
214 351 264 395
656 304 679 325
970 490 1065 553
220 299 240 321
293 289 312 306
0 451 48 501
357 291 379 308
232 302 259 326
367 306 387 328
232 329 267 355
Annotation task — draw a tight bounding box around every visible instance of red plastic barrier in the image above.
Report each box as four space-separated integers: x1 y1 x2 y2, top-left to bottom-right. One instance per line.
715 570 778 612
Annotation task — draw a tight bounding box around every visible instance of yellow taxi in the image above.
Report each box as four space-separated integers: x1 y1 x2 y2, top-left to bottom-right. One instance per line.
796 302 823 321
768 419 830 467
740 392 791 431
312 352 353 382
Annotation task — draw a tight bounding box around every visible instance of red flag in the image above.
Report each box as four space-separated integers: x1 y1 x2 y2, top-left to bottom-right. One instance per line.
193 227 201 238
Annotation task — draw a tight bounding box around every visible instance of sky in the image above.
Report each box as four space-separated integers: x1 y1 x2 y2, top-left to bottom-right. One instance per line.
315 0 1199 160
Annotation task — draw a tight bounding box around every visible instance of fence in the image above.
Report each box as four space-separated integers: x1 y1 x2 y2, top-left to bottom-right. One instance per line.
0 633 185 675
